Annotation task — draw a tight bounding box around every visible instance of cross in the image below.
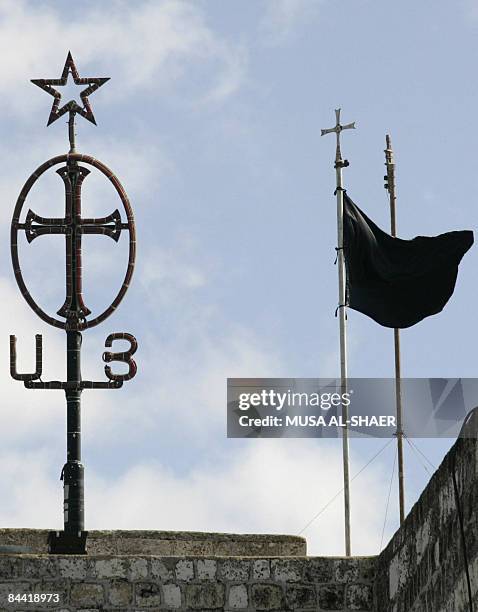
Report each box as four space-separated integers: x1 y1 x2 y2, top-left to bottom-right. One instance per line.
321 108 356 164
17 164 128 323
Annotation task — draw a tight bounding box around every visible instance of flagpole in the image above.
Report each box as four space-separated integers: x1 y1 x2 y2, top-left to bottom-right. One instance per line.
384 134 405 525
321 109 355 556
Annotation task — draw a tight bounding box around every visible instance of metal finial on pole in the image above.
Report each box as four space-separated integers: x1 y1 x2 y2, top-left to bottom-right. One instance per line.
321 108 355 557
384 134 405 525
321 108 356 164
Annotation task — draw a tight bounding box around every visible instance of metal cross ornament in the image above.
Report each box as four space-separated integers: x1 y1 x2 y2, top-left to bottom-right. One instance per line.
10 53 137 554
321 108 356 166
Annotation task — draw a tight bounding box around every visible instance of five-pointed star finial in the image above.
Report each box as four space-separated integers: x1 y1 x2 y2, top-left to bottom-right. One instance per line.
31 52 109 126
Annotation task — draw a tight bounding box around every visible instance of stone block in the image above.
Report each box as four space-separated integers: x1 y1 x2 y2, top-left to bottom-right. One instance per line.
285 584 317 609
335 558 359 583
346 583 373 610
303 558 333 583
93 558 127 579
70 582 104 607
108 579 133 607
185 583 225 609
130 557 149 580
219 559 250 581
151 558 174 581
135 581 162 607
250 584 284 610
58 557 89 579
228 584 248 609
163 583 182 608
175 559 194 582
281 539 307 556
271 559 302 582
0 558 22 580
197 558 217 580
24 558 57 579
357 557 376 582
252 559 270 580
318 584 345 610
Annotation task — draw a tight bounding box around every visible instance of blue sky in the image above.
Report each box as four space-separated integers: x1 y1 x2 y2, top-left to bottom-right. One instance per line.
0 0 477 556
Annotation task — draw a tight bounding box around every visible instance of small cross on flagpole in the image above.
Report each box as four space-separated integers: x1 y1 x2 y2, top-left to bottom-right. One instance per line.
321 108 355 557
321 108 356 164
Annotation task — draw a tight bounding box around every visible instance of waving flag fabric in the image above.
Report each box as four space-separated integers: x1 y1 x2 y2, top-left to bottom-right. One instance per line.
343 193 473 328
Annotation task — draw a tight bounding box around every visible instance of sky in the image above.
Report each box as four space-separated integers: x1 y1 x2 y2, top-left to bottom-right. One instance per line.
0 0 477 556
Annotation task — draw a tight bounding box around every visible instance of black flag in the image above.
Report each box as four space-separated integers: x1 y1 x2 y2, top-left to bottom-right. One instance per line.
343 193 474 328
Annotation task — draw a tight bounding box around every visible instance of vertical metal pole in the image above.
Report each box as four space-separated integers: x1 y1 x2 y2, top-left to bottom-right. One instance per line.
336 159 351 556
321 109 355 557
63 330 84 534
385 134 405 525
63 151 85 537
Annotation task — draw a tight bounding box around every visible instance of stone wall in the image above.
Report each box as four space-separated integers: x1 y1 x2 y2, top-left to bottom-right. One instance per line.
0 555 375 611
374 410 478 611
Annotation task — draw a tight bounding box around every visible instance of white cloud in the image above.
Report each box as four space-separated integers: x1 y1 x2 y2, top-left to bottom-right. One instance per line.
0 0 247 118
261 0 322 45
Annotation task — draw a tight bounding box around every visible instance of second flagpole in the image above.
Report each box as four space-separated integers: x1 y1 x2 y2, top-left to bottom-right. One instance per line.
321 109 355 556
384 134 405 525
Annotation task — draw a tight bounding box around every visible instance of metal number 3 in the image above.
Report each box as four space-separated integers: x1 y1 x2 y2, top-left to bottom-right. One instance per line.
102 333 137 382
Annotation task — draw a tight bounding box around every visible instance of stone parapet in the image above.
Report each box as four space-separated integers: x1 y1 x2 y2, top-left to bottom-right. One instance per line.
0 554 375 611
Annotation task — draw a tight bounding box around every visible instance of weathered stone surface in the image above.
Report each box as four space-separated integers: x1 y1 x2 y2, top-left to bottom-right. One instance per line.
0 528 306 556
357 557 376 581
346 583 373 610
26 557 59 579
135 581 161 607
185 583 225 609
108 579 133 606
374 414 478 611
228 584 248 609
93 558 127 579
250 583 283 610
129 557 148 580
163 582 182 608
335 558 359 583
252 559 270 580
58 556 89 579
318 583 345 609
175 559 194 582
151 558 174 581
0 557 22 579
303 557 333 583
197 558 217 580
285 583 316 609
70 582 104 607
271 559 302 582
0 529 47 553
219 559 250 581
